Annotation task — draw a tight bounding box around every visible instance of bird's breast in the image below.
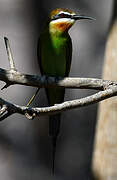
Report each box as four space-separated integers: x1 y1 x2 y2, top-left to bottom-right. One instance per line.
41 34 68 77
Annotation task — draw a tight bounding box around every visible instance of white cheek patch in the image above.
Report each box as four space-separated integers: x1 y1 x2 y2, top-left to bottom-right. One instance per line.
50 18 75 25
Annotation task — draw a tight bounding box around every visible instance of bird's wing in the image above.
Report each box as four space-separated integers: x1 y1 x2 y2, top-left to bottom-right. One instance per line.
65 35 72 76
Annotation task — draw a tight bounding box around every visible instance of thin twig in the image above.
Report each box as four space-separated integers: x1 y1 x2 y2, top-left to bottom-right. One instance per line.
26 88 40 106
4 37 17 71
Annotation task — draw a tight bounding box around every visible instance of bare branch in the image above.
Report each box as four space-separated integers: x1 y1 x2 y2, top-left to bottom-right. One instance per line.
1 37 117 121
0 85 117 120
4 37 17 71
0 67 116 90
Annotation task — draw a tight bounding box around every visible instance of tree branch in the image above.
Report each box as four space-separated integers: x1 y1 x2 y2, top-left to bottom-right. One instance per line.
0 85 117 120
0 67 116 90
0 37 117 121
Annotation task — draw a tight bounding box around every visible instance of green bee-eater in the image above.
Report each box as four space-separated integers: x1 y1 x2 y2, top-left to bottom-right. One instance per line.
37 8 94 173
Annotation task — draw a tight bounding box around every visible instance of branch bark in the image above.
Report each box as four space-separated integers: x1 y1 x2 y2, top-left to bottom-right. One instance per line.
1 37 117 122
0 85 117 120
0 67 117 90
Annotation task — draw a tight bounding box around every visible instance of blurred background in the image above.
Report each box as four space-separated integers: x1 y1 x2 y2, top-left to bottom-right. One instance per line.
0 0 113 179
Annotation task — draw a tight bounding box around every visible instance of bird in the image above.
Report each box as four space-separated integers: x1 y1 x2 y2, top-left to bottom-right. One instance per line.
37 8 94 174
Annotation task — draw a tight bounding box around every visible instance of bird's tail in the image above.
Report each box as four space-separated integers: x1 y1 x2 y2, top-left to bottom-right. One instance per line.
49 113 61 174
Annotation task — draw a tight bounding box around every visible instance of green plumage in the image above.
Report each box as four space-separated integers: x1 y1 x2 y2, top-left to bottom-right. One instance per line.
36 7 94 174
38 27 72 104
37 24 72 173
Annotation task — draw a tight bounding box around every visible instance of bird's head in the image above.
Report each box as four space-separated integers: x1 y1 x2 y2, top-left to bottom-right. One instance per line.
48 8 94 34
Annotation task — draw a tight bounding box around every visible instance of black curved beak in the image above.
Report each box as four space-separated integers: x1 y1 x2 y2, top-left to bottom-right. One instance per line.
72 15 95 21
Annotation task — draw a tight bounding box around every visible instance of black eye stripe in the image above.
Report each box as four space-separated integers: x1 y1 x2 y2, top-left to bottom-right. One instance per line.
59 13 71 18
52 13 71 20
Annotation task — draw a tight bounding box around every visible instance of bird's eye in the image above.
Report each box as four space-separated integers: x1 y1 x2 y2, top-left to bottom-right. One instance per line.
59 13 71 18
59 13 65 18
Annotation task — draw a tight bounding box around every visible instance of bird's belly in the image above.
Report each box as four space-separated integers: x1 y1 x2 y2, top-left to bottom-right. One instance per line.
42 47 66 77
